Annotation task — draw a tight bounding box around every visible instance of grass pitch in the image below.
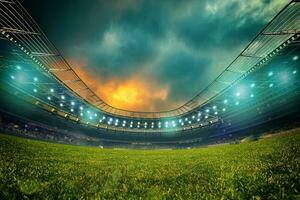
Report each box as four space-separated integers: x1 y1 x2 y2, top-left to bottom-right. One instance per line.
0 130 300 199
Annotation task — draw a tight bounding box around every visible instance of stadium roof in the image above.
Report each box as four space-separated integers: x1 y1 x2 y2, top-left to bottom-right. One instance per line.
0 0 300 119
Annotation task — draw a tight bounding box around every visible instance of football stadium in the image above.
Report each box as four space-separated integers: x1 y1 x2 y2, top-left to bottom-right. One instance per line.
0 0 300 199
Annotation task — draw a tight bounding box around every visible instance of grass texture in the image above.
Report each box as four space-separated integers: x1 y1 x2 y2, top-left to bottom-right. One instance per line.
0 130 300 199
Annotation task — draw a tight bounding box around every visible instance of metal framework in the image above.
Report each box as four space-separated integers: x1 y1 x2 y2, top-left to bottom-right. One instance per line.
0 0 300 119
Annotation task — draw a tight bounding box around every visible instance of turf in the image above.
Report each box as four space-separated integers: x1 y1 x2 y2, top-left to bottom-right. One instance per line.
0 130 300 199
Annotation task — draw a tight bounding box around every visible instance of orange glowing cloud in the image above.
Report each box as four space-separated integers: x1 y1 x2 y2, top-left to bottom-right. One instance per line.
68 59 179 112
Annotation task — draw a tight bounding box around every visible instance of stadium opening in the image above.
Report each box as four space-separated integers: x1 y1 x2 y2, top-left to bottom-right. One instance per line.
0 0 299 199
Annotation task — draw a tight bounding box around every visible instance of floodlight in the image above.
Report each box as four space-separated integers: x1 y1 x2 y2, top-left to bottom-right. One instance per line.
293 55 298 61
250 94 254 98
212 105 217 109
269 83 274 88
70 108 74 112
16 65 21 70
94 113 97 117
250 83 255 88
192 115 195 119
80 113 83 116
60 103 63 107
33 77 38 82
80 106 83 110
292 70 297 74
61 95 65 100
235 101 239 105
188 121 191 124
10 75 15 79
214 111 218 115
71 101 75 106
206 109 210 113
47 96 51 100
236 92 240 97
222 108 226 112
50 88 54 92
223 99 228 104
197 118 200 122
268 71 273 77
205 115 208 119
33 88 37 93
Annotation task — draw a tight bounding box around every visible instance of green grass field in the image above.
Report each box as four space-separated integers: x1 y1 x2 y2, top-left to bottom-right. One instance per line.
1 130 300 199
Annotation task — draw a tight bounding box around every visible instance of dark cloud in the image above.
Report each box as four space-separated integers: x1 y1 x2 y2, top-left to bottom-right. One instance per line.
21 0 287 111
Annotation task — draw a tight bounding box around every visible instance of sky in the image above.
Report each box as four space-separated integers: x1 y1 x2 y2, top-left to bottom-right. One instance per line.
23 0 287 112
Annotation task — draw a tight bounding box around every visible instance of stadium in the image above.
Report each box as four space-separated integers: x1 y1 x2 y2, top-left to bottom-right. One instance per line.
0 0 299 199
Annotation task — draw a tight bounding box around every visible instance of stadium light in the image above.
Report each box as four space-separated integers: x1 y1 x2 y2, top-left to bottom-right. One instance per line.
60 103 63 107
223 99 228 104
80 106 83 110
33 88 37 93
212 105 217 109
235 101 239 105
205 115 208 119
214 111 218 115
206 109 210 113
10 75 15 80
250 94 254 98
293 55 298 61
269 83 274 88
197 118 200 122
94 113 97 117
293 70 297 74
268 71 273 77
61 95 65 100
80 113 83 116
236 92 240 97
71 101 75 106
181 122 184 126
33 77 38 82
185 117 188 121
47 96 51 100
222 108 226 112
50 88 54 93
192 115 195 119
198 112 201 116
250 83 255 88
70 108 74 112
16 65 21 70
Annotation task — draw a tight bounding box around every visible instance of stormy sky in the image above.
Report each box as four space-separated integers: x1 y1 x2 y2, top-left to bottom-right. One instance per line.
22 0 287 112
